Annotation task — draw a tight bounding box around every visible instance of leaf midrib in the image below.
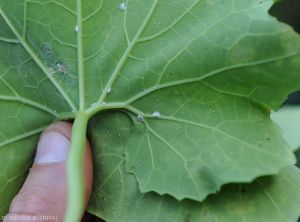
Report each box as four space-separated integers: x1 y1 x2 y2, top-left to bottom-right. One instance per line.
77 0 85 110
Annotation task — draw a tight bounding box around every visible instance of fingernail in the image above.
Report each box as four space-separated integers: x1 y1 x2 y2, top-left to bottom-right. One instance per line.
34 131 70 164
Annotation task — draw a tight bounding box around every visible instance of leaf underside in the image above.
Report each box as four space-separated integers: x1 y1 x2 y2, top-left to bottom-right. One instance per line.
88 112 300 222
0 0 300 221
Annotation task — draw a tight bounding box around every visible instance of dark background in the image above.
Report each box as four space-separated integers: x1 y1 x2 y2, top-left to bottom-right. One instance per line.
85 1 300 221
271 0 300 105
271 0 300 172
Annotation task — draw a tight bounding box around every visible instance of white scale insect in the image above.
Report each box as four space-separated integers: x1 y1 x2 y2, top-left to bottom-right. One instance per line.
106 88 112 94
152 111 161 118
74 25 79 33
90 101 107 108
137 114 144 122
119 2 126 11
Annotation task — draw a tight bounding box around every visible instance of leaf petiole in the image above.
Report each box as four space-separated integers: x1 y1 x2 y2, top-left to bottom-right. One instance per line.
64 111 89 222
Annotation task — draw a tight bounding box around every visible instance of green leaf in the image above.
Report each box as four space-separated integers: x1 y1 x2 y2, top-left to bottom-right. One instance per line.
1 0 300 216
88 112 300 222
0 135 38 216
271 106 300 151
0 2 73 213
125 83 295 201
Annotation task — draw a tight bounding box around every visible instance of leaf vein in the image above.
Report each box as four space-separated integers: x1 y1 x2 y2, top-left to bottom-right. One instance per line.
0 126 46 148
0 95 58 116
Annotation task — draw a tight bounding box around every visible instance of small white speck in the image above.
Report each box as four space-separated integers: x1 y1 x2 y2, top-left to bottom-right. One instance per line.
119 2 126 11
137 114 144 122
90 101 107 107
48 67 55 73
106 88 112 94
90 102 98 107
74 25 79 33
152 111 161 118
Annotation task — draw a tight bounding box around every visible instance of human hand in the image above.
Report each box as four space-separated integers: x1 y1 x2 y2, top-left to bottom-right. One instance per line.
3 122 93 222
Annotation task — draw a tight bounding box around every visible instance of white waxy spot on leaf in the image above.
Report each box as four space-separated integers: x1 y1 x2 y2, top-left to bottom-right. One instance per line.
137 114 144 122
152 111 161 118
106 88 112 94
119 2 126 11
74 25 79 33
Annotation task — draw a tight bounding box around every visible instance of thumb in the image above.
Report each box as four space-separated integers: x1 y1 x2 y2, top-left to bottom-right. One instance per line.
4 122 93 222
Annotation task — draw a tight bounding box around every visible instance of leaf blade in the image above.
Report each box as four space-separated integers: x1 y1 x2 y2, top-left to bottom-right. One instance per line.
125 81 296 200
0 0 300 216
88 112 300 222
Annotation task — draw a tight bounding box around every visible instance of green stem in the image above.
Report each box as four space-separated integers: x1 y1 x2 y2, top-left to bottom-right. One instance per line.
62 103 137 222
64 111 89 222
